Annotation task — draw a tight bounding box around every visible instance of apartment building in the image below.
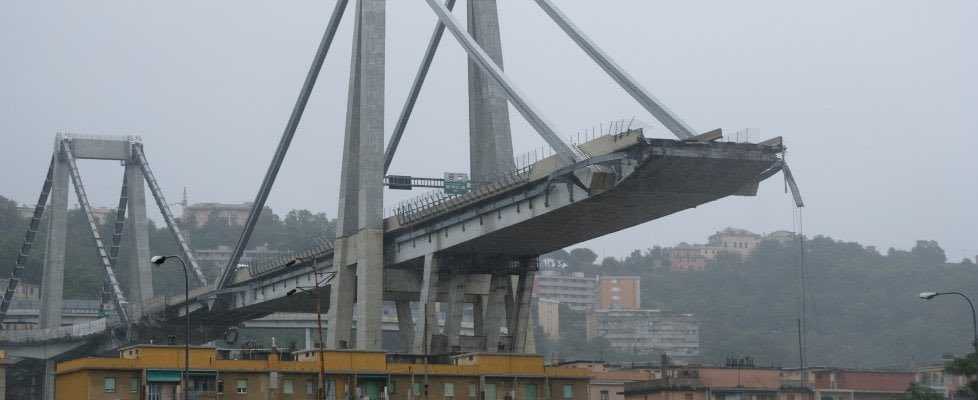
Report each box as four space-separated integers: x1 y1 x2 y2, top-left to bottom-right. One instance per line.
55 345 590 400
534 270 598 311
597 276 641 310
624 365 814 400
182 202 271 227
809 367 916 400
586 309 699 363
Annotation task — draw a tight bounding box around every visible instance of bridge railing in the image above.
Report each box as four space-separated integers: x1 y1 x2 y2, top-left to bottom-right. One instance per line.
386 120 637 224
389 164 533 225
0 317 109 343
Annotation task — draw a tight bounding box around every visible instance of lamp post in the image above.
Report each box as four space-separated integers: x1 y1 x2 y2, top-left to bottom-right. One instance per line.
150 255 191 400
286 262 334 400
919 291 978 357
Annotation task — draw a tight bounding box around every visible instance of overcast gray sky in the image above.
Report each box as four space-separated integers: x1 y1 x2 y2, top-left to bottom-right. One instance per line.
2 1 975 261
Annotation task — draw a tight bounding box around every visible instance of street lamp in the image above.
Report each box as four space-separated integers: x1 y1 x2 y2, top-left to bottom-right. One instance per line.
286 262 334 400
151 255 191 400
918 291 978 357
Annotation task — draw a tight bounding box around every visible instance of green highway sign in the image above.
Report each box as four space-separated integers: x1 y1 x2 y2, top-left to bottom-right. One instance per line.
444 172 470 195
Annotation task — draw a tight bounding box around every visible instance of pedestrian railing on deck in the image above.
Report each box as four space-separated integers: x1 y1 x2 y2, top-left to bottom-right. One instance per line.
0 317 109 343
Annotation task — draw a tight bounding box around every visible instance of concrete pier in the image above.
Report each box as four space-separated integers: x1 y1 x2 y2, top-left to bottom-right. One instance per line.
328 0 387 351
39 142 68 331
467 0 515 182
124 163 153 318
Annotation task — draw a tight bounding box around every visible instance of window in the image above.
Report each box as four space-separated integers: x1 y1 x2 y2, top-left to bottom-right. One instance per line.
524 384 537 400
236 379 248 394
307 381 315 395
469 384 478 399
130 377 139 393
563 384 574 399
217 379 224 394
600 390 610 400
485 383 496 400
283 380 294 394
103 377 116 393
444 382 455 399
413 383 423 396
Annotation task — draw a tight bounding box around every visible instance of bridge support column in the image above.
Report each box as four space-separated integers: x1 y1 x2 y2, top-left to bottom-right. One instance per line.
415 253 441 353
395 300 415 352
467 0 515 182
43 359 56 400
355 229 384 350
472 293 485 338
0 363 6 400
443 273 465 350
40 145 68 330
484 273 509 352
327 241 356 349
124 162 153 318
329 0 386 351
512 261 536 353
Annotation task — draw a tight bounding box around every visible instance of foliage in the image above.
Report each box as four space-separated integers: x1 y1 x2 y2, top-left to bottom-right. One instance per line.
545 235 977 368
945 353 977 396
0 194 336 298
905 383 944 400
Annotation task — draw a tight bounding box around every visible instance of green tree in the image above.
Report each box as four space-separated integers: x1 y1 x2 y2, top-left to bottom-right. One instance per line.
905 383 944 400
945 353 977 397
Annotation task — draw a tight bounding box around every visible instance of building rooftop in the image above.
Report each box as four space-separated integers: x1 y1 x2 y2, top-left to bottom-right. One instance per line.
57 345 590 379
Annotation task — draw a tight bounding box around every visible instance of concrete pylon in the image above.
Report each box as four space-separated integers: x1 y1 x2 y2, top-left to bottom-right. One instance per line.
123 162 153 318
484 273 509 352
39 141 68 330
327 0 386 351
512 262 536 353
443 274 466 349
43 360 56 400
472 294 485 338
414 253 441 353
467 0 515 182
395 300 415 352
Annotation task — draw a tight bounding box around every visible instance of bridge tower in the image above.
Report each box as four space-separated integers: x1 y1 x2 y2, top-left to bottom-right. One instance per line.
0 134 209 400
215 0 806 357
326 0 387 351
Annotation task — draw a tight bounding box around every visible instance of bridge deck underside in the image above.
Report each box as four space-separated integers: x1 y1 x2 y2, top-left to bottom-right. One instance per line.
143 287 330 337
442 148 776 256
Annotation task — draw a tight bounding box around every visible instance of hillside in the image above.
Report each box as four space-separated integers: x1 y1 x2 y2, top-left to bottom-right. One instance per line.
547 237 976 368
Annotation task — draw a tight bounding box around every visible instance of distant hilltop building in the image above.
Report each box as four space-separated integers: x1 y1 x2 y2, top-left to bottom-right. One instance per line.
193 244 288 278
667 228 792 271
181 202 271 227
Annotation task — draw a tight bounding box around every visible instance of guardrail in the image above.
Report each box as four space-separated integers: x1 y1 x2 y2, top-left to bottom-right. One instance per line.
0 317 109 343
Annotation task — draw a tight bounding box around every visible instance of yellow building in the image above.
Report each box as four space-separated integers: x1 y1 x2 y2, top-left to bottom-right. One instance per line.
55 345 590 400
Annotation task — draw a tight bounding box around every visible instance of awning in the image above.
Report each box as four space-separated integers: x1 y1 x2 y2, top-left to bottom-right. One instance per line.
147 370 181 383
146 370 217 382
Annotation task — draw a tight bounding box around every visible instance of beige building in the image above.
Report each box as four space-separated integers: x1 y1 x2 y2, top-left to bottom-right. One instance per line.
181 202 271 227
538 298 561 339
706 228 762 258
586 310 699 363
624 366 814 400
534 270 598 311
597 276 641 310
561 362 660 400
